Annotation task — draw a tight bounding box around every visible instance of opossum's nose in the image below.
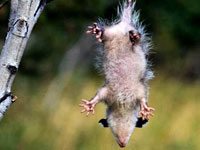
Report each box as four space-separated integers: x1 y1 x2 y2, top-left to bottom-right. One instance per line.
118 137 127 148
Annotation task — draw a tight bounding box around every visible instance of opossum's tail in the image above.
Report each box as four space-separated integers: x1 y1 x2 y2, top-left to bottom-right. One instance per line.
120 0 140 28
120 0 136 24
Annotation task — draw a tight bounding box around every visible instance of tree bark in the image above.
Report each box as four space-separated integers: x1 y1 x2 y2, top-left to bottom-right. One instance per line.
0 0 51 120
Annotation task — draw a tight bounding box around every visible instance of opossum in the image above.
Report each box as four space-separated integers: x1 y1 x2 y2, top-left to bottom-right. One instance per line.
79 0 155 148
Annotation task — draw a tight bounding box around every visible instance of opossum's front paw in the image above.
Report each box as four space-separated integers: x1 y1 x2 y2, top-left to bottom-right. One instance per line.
79 99 96 116
129 30 141 45
139 101 155 120
86 23 104 42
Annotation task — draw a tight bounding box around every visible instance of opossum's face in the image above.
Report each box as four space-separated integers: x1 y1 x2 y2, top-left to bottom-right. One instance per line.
106 109 138 148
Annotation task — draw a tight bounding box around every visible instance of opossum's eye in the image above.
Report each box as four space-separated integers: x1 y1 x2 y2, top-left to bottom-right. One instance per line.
99 118 109 128
135 117 148 128
129 30 141 45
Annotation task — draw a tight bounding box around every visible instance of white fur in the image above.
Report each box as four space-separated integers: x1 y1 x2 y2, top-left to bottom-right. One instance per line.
106 22 133 36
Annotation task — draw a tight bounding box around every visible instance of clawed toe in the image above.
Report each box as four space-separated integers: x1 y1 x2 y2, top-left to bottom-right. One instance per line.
139 110 154 120
79 99 95 116
139 101 155 120
86 23 104 42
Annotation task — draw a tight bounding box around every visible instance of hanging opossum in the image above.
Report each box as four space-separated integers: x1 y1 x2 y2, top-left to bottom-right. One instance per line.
80 0 155 148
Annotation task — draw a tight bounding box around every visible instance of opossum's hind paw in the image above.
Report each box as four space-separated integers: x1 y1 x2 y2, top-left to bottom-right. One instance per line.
86 23 104 42
129 30 141 45
79 99 96 116
139 108 154 120
139 101 155 120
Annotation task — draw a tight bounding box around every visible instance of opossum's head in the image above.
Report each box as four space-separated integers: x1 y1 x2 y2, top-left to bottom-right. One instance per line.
106 107 138 148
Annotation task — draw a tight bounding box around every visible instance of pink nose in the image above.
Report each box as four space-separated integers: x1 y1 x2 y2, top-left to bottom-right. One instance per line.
118 137 127 148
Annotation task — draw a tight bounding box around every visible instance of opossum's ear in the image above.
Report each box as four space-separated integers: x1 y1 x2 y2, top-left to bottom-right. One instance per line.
129 30 141 45
99 118 109 128
135 117 148 128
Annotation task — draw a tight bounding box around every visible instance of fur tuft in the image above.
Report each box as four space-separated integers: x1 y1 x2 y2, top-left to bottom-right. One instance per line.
94 44 105 75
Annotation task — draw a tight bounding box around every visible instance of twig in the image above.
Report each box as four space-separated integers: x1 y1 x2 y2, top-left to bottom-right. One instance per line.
0 0 9 9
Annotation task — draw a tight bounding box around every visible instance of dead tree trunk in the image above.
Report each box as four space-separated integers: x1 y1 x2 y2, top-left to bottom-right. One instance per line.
0 0 52 120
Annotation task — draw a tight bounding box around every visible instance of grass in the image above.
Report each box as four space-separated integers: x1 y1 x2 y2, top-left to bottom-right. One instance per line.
0 71 199 150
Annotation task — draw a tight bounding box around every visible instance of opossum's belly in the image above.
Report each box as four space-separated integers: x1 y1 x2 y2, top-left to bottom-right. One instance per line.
104 55 146 103
104 55 146 83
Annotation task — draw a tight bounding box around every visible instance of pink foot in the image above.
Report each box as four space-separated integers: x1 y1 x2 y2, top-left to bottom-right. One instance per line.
139 100 155 120
79 99 96 116
86 23 104 42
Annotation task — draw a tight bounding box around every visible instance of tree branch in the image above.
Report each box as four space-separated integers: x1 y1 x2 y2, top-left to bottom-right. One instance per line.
0 0 52 120
0 0 9 9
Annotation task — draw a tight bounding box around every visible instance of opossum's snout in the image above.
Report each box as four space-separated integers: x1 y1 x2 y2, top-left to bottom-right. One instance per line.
116 133 130 148
111 119 135 148
107 111 137 148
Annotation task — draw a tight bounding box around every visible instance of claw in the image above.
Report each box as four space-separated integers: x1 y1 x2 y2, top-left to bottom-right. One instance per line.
81 99 89 104
98 39 102 42
96 34 101 38
81 109 86 113
86 30 92 34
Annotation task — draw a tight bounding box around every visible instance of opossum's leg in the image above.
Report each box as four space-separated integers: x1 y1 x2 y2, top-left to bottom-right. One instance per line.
139 98 155 120
129 30 141 45
79 86 108 116
86 23 104 42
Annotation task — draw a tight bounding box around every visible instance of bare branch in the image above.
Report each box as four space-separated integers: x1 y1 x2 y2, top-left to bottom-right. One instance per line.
0 0 52 120
0 0 9 9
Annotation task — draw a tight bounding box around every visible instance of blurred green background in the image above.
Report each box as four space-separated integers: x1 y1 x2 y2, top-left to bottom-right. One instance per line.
0 0 200 150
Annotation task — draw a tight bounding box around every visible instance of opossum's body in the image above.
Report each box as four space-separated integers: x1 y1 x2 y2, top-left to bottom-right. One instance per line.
80 0 154 148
